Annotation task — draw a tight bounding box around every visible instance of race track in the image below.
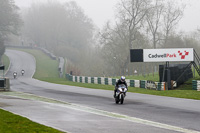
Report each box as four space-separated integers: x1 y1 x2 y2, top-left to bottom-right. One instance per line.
1 49 200 133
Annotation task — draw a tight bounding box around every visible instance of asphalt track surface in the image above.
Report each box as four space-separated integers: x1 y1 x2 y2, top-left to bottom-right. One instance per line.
1 49 200 133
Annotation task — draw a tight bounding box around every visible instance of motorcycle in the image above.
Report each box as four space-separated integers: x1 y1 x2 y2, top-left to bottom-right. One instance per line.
115 84 127 104
13 72 17 79
21 69 25 76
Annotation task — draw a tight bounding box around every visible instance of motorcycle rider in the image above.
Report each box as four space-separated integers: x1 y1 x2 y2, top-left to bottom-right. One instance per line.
21 69 25 76
114 76 128 98
13 71 17 78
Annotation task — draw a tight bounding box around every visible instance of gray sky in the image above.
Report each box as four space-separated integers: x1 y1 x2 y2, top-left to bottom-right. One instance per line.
178 0 200 32
14 0 200 32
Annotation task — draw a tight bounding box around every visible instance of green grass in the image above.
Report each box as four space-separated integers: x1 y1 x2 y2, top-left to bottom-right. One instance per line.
10 48 200 100
16 49 59 79
0 109 63 133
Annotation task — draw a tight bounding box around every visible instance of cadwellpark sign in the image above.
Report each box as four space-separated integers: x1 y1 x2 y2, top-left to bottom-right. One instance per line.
130 48 194 62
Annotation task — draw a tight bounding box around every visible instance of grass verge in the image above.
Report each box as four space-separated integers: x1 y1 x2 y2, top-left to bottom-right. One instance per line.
0 109 63 133
18 49 59 79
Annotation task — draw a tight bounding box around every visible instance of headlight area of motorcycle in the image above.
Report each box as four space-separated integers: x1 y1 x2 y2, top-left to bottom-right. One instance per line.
118 88 125 92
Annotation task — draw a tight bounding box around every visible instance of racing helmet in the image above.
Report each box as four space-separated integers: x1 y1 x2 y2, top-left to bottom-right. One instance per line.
121 76 125 82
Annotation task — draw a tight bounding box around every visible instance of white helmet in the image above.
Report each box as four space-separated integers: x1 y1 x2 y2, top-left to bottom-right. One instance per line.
121 76 125 82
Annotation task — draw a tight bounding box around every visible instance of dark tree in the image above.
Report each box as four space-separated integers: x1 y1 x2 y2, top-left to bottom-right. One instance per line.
0 0 22 58
0 38 5 62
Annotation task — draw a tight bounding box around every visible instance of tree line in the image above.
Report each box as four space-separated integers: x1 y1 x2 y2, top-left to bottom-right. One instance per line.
2 0 200 77
100 0 186 76
0 0 22 63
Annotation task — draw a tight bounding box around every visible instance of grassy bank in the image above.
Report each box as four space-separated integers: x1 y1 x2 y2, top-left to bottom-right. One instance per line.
18 49 59 79
0 109 63 133
11 48 200 100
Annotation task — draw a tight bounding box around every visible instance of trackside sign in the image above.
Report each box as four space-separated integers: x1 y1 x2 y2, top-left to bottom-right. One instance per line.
130 48 194 62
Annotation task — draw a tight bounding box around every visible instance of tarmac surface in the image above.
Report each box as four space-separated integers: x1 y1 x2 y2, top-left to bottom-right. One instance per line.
0 49 200 133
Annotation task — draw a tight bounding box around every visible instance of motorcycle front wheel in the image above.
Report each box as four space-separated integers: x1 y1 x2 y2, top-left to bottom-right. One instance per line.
115 96 119 104
120 94 124 104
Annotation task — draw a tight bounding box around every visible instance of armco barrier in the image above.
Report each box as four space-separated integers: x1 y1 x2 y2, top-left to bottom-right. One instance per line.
80 77 82 83
155 82 166 91
85 77 88 83
140 80 146 88
65 74 167 91
134 80 140 88
108 78 112 85
91 77 94 83
101 77 105 84
192 80 200 91
130 80 134 87
192 80 197 90
94 77 98 84
126 79 130 86
88 77 91 83
98 77 101 84
112 79 117 85
82 77 85 83
105 78 108 85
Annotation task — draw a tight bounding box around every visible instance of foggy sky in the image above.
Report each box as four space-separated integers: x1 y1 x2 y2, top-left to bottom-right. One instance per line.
14 0 200 32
